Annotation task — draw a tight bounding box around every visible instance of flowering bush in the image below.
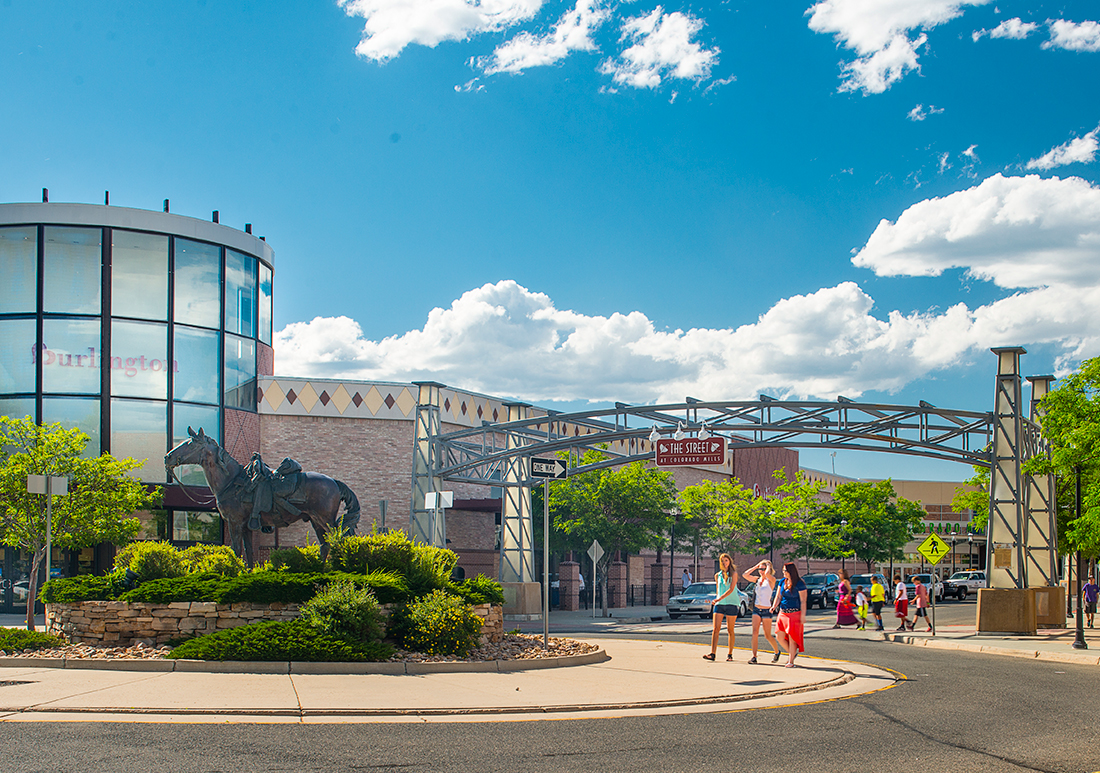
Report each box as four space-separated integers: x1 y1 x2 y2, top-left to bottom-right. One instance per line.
299 579 384 644
113 541 185 581
396 590 482 656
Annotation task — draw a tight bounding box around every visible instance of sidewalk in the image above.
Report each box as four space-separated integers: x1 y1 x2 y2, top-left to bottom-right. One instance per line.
0 638 894 723
515 607 1100 666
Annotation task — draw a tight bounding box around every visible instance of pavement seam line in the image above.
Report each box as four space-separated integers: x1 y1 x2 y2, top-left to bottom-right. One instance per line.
15 669 172 713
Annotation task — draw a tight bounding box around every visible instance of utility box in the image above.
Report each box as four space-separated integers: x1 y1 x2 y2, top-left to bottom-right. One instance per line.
977 588 1037 634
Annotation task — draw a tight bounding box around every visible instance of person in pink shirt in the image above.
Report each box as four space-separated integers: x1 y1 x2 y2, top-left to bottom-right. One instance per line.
908 577 931 632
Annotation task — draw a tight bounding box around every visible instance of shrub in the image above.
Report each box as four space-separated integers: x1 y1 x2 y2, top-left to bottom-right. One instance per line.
300 579 384 644
265 545 325 573
119 573 225 603
323 570 410 605
395 590 482 657
180 545 246 577
0 628 64 652
449 574 505 606
166 619 393 662
113 541 185 582
327 528 459 598
214 572 320 604
39 574 127 603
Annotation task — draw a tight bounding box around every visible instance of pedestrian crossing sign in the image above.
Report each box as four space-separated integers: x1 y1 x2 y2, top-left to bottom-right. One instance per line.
917 532 950 565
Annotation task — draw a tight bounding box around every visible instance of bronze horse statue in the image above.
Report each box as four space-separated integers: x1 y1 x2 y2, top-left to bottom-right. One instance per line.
165 427 360 563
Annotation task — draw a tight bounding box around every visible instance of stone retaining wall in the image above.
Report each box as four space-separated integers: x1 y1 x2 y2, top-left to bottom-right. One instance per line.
46 601 504 648
46 601 302 646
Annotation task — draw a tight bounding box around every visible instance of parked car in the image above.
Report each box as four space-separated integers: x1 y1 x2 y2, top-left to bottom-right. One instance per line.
848 573 893 602
12 581 30 602
802 573 839 609
943 570 987 600
906 573 947 603
666 582 750 619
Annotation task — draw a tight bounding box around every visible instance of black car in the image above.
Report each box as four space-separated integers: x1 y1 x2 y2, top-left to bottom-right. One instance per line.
849 573 893 602
802 573 839 609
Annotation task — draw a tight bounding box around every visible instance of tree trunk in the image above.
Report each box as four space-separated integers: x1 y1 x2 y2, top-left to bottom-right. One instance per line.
25 547 45 631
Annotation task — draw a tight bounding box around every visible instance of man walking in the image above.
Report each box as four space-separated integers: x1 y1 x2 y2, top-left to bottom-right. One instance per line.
1083 574 1098 629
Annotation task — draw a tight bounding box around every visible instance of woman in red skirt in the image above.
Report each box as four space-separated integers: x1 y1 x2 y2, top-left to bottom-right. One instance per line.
771 562 808 668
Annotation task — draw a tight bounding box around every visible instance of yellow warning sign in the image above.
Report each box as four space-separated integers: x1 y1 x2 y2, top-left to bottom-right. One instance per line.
917 532 950 565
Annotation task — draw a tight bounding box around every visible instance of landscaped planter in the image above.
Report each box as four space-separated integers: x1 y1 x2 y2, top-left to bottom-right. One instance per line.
46 601 504 648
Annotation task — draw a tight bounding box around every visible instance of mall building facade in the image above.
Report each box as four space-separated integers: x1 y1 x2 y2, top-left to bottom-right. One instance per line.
0 200 979 616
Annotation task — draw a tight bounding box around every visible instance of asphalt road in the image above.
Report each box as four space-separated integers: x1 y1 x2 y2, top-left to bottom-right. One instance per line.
2 603 1097 773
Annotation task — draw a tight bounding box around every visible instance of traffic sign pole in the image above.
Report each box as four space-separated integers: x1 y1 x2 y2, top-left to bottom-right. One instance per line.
916 532 949 637
543 479 550 649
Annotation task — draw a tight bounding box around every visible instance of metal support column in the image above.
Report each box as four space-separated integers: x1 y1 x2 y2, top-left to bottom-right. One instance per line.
411 381 445 546
500 402 534 583
988 347 1027 589
1024 375 1058 587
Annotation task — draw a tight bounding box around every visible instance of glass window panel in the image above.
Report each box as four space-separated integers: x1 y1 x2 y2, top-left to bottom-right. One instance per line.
170 511 223 544
171 403 219 486
110 398 166 482
224 334 256 411
112 230 168 321
224 250 256 337
172 326 219 404
173 238 221 328
0 227 37 314
42 318 101 395
43 227 101 314
42 397 100 457
110 320 167 399
0 397 35 422
258 262 272 345
0 318 37 394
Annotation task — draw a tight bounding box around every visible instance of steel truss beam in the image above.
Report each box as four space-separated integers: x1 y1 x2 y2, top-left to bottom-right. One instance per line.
433 399 996 486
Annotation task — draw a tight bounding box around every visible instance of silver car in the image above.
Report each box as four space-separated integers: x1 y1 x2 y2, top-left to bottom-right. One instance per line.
667 582 750 619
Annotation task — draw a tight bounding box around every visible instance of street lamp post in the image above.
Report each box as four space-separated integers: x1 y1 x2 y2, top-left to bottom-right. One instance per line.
967 535 973 569
840 520 847 572
1073 465 1088 650
951 536 957 577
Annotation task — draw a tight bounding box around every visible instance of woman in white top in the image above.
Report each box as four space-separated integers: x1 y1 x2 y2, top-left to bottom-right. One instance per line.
741 560 781 664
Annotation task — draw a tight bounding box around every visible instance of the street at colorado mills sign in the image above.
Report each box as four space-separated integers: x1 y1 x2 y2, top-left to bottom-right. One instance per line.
655 438 726 467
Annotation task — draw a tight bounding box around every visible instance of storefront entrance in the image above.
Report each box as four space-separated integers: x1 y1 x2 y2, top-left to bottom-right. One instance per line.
0 547 33 616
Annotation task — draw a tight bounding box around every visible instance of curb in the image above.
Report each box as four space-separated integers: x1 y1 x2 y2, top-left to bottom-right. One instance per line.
880 633 1100 666
0 648 611 675
2 668 858 718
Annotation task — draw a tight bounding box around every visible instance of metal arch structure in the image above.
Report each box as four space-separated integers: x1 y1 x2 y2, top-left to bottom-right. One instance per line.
411 349 1057 589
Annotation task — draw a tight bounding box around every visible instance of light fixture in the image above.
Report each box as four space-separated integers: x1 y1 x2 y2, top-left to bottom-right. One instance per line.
698 421 711 440
673 422 685 441
649 425 660 442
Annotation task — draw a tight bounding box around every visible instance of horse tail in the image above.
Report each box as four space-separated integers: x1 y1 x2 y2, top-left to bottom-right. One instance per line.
335 479 361 534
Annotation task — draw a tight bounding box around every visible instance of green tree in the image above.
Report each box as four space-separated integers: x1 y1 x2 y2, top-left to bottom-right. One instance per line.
0 417 160 629
680 478 761 556
1026 357 1100 558
548 449 677 616
817 479 923 572
951 466 989 533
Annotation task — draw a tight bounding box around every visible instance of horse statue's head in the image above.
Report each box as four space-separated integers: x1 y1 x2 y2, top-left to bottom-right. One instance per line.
165 426 219 484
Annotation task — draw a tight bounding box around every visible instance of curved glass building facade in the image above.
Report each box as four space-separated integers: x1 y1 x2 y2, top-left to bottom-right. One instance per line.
0 202 274 485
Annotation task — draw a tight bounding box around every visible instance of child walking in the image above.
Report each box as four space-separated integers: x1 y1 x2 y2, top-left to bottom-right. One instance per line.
854 585 869 630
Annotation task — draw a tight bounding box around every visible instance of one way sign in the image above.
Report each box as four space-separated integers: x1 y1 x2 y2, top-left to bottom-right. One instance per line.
531 457 567 479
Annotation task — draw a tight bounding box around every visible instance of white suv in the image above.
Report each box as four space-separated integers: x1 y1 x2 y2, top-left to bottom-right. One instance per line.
944 570 987 600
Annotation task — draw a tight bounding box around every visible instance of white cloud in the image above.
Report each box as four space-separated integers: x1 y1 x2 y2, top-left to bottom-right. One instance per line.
1026 128 1100 170
809 0 990 93
276 174 1100 402
479 0 610 74
962 144 979 161
852 173 1100 289
339 0 543 62
1043 19 1100 52
907 103 944 121
598 7 719 89
807 0 991 93
972 17 1038 41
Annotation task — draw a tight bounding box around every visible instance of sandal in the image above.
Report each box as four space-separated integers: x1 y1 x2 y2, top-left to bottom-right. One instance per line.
703 653 716 661
726 653 733 661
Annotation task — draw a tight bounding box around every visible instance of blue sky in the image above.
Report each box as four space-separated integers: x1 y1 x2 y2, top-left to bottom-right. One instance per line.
3 0 1100 481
